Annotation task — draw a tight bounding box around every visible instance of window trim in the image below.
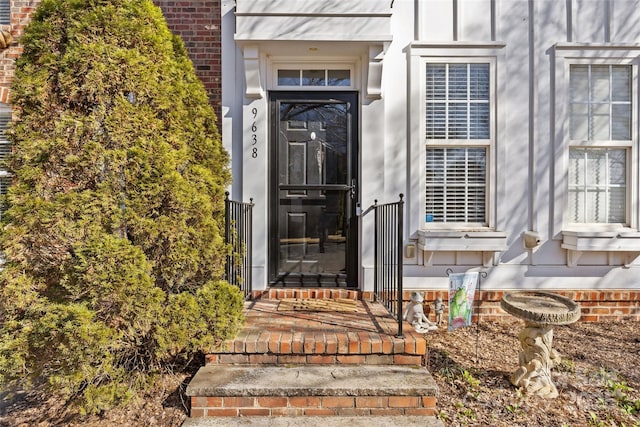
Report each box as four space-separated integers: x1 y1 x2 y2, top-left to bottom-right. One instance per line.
420 55 497 231
553 45 640 237
408 43 506 264
553 45 640 264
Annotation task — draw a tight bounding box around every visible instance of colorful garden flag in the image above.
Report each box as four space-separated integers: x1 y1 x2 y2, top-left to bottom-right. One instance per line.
448 272 479 331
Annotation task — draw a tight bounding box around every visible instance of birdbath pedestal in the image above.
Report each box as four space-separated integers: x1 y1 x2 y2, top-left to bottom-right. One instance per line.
500 291 580 398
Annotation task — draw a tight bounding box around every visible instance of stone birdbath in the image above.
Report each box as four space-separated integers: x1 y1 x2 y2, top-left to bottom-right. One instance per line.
500 291 580 398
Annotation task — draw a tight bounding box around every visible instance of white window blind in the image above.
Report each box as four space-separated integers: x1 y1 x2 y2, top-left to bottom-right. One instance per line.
567 63 632 225
570 65 631 141
426 148 486 223
0 1 8 26
0 111 10 218
426 63 490 140
425 61 491 225
568 148 626 223
0 113 10 169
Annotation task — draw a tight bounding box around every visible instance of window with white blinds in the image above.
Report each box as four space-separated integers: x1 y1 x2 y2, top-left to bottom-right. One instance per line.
568 148 626 223
0 110 10 218
426 148 486 223
0 112 10 168
0 0 9 26
570 65 631 141
424 62 491 225
426 63 490 140
567 64 632 225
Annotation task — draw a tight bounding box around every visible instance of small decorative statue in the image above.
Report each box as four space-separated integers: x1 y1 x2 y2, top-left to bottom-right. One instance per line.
0 30 12 50
403 291 438 333
431 296 446 326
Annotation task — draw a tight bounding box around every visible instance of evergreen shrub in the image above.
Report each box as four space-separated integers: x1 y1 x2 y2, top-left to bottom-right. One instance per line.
0 0 244 414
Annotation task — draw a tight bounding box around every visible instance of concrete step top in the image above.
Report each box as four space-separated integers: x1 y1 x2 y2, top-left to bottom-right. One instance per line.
186 365 438 397
182 415 445 427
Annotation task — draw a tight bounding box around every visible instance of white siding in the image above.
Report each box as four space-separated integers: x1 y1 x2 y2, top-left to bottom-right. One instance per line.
459 0 494 41
572 0 608 42
610 0 640 42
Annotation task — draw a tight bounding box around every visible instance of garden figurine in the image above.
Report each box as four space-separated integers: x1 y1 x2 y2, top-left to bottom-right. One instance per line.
431 296 446 326
403 291 438 333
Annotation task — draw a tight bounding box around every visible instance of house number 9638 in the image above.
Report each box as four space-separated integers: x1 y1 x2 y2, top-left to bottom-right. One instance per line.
250 107 258 158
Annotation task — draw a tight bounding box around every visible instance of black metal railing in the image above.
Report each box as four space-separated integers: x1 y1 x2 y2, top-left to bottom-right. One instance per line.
224 192 253 299
371 194 404 337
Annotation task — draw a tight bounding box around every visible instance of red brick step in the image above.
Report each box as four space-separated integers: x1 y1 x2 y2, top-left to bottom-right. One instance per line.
206 298 427 366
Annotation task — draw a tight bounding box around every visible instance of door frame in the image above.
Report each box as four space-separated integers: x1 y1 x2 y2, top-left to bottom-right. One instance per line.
268 91 359 287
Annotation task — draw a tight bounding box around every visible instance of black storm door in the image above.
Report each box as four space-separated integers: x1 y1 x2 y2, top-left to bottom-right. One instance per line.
269 92 358 287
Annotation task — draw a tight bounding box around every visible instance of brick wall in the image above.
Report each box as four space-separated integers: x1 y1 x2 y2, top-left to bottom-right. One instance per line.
254 288 639 322
0 0 222 123
190 395 437 418
154 0 222 123
414 290 640 323
0 0 35 104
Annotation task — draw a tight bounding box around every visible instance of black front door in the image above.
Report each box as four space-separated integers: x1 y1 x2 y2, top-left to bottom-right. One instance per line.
269 92 358 287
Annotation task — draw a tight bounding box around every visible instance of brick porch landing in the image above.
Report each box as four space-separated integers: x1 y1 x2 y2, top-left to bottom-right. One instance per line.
206 292 427 366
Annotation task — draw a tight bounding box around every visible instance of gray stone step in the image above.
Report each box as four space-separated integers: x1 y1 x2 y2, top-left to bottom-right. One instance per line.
182 415 445 427
186 365 439 419
187 365 438 397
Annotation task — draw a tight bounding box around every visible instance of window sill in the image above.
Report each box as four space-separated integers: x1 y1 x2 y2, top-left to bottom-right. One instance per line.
561 229 640 267
417 230 508 267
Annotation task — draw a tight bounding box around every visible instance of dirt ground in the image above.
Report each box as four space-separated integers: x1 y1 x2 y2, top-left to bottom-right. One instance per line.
1 319 639 426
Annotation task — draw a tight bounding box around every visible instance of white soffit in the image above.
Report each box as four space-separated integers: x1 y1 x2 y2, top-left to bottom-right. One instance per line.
235 0 392 42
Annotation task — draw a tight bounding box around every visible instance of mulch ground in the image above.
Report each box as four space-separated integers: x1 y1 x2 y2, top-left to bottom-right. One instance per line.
427 318 640 426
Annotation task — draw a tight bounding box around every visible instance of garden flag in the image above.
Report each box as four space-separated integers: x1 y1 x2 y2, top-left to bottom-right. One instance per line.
448 272 479 331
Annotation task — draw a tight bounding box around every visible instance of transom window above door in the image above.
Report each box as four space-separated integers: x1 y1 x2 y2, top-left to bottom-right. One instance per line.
276 68 352 88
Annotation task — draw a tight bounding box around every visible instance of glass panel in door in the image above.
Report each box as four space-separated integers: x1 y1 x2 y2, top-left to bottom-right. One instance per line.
274 97 355 286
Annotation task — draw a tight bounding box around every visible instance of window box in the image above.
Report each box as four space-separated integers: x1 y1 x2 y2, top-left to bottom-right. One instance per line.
561 229 640 266
417 230 507 267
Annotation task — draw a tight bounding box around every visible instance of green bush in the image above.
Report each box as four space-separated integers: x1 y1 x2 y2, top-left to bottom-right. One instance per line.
0 0 244 414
